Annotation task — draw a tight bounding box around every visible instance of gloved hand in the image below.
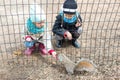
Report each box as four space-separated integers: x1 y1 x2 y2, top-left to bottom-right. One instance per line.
48 49 57 60
75 19 82 27
24 35 35 48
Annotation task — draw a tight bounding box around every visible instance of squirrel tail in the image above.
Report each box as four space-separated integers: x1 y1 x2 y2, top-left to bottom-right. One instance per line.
75 58 97 73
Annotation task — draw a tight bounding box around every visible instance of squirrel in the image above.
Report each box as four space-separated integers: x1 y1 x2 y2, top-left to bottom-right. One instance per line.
57 54 97 75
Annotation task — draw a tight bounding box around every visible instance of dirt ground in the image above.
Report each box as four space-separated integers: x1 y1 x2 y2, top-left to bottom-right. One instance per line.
0 0 120 80
0 49 119 80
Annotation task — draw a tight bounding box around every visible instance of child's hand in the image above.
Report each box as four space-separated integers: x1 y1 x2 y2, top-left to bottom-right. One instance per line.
75 19 82 27
64 31 72 40
25 35 33 41
52 51 57 59
48 50 57 59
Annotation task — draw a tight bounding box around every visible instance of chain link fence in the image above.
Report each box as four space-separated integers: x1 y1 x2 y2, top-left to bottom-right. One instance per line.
0 0 120 80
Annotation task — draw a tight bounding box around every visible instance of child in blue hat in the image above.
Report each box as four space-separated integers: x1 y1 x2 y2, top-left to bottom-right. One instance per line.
52 0 83 48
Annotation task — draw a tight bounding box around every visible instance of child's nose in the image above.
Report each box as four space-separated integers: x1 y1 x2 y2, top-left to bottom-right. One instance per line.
41 23 44 26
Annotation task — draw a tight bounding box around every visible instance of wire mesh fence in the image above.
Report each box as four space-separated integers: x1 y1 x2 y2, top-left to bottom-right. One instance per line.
0 0 120 80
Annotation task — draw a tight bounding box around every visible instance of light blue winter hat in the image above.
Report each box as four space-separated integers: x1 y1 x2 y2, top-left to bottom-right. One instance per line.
30 4 46 22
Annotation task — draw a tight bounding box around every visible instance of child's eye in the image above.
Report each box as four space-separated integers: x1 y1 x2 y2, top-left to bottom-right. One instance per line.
64 14 74 18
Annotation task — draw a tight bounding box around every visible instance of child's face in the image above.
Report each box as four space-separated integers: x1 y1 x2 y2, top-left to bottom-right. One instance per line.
33 20 45 28
64 14 75 19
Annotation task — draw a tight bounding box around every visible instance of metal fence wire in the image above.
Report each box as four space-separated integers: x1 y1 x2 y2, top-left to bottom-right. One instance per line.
0 0 120 80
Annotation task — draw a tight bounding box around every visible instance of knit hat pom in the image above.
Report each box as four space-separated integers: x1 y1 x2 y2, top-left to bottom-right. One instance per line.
63 0 77 14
